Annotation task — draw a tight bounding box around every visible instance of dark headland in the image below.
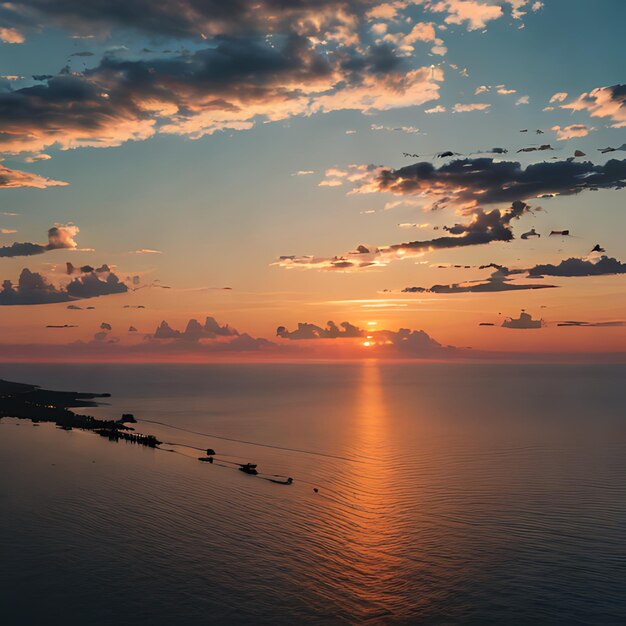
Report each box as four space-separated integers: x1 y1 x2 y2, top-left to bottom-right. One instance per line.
0 378 160 447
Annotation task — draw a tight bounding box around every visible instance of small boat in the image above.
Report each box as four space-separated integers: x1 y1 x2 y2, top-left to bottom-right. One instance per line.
198 456 214 463
239 463 258 475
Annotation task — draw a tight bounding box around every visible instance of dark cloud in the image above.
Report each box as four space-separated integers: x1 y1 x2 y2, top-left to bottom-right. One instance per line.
281 155 626 272
154 320 179 339
528 255 626 277
276 318 456 356
1 1 376 40
402 265 557 294
368 158 626 208
277 320 363 339
0 29 441 155
0 269 70 305
277 201 536 270
65 272 128 299
502 311 543 329
0 265 128 305
153 317 239 341
388 200 532 254
373 328 456 356
66 261 109 274
0 224 79 258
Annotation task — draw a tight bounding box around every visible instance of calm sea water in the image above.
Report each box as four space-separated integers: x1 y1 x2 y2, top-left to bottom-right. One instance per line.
0 362 625 625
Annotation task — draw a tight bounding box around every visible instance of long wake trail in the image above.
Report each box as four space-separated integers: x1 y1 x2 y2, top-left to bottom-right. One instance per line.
138 418 368 463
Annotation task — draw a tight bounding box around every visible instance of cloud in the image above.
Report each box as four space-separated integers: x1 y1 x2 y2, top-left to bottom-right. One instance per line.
129 248 162 254
428 1 503 31
0 0 523 43
452 102 490 113
502 310 543 329
549 92 568 103
474 84 516 95
276 201 535 271
153 316 239 341
66 262 110 275
528 255 626 277
425 104 446 113
0 27 24 44
551 124 592 141
0 224 80 258
0 164 68 189
0 265 128 305
280 155 626 272
371 123 421 134
402 265 557 293
276 320 363 339
560 84 626 128
0 33 442 155
144 316 272 353
515 95 529 105
1 1 367 40
276 318 457 356
371 327 456 355
350 157 626 209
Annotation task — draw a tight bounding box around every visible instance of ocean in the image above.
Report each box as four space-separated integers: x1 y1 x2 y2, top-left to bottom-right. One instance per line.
1 362 625 625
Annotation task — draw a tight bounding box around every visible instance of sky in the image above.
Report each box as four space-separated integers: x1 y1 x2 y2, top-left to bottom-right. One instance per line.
0 0 624 362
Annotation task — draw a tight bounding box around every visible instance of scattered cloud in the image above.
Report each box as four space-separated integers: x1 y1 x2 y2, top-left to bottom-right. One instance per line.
560 84 626 128
0 224 80 258
371 123 421 134
502 310 543 329
277 320 362 339
153 317 239 341
276 201 535 271
452 102 490 113
0 164 68 189
0 265 128 305
0 27 24 44
402 265 557 293
0 36 442 156
528 255 626 277
347 157 626 210
428 1 503 31
276 318 458 356
549 92 568 103
551 124 592 141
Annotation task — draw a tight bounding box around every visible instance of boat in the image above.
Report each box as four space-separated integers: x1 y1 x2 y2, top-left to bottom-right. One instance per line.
198 456 214 463
239 463 258 475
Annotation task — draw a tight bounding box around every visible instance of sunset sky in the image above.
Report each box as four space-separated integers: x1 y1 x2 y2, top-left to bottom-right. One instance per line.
0 0 624 361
